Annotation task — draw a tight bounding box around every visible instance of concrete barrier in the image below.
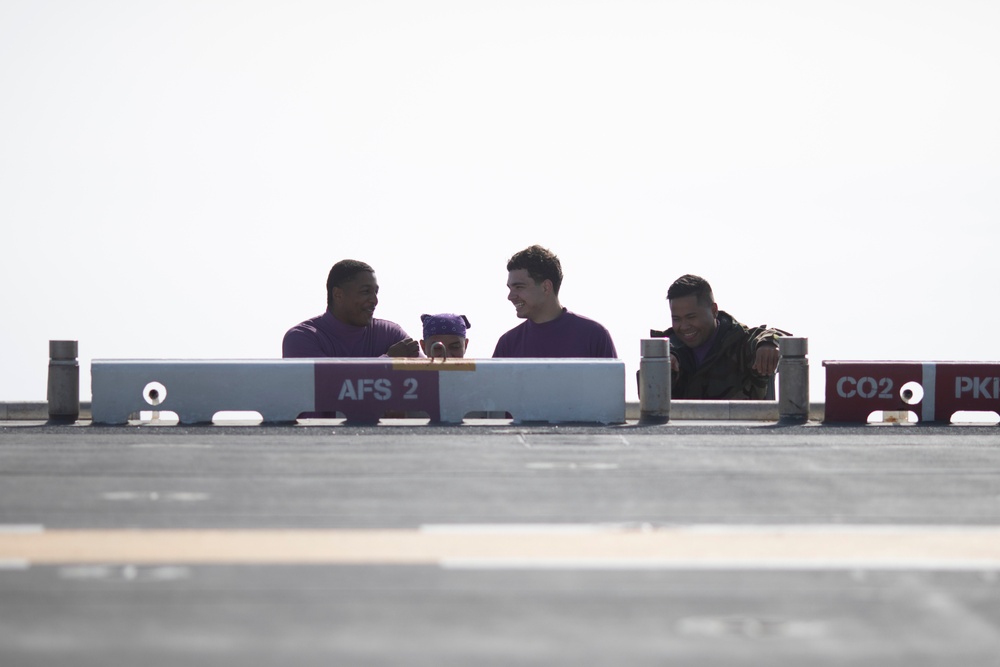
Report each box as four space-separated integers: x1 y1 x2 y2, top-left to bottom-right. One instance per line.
824 361 1000 423
0 400 829 423
90 358 627 425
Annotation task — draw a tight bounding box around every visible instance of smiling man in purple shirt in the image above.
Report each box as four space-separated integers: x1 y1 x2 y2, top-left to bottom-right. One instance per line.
493 245 617 359
282 259 420 358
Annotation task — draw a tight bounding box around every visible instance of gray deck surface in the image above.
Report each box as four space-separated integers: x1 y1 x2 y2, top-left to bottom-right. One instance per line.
1 420 999 666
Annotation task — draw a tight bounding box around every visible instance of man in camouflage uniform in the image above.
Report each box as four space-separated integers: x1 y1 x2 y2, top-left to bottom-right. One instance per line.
650 274 787 400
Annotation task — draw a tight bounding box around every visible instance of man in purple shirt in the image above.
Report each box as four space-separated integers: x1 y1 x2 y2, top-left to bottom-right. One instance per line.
283 259 420 358
493 245 617 358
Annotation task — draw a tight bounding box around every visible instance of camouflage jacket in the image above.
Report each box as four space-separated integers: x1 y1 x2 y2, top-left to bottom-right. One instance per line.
650 311 787 400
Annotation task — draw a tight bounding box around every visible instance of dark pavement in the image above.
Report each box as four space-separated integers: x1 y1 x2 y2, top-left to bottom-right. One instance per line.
1 420 999 665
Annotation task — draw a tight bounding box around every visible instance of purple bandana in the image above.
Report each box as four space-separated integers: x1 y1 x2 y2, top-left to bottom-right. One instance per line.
421 313 471 338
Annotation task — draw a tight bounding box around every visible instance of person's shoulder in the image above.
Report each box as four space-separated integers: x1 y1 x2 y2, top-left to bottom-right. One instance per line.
495 319 529 345
282 313 329 358
500 318 530 335
371 317 411 336
717 311 751 334
717 312 785 353
563 310 612 332
492 320 528 357
285 313 326 335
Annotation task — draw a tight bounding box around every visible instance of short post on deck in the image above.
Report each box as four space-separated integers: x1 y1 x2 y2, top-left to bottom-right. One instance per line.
47 340 80 423
639 338 671 424
778 337 809 423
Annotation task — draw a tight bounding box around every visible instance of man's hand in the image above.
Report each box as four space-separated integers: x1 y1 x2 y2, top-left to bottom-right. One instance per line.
670 353 680 374
387 337 420 358
752 344 780 375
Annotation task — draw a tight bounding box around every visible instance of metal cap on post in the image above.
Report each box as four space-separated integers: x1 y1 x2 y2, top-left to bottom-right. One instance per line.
47 340 80 423
639 338 670 424
778 337 809 424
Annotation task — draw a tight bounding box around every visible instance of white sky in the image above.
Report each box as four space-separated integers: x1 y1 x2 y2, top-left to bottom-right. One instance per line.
2 0 998 403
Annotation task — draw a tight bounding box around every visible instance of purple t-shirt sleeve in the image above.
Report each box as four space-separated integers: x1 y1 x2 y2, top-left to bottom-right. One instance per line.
283 326 323 358
372 321 418 358
597 328 618 358
492 336 507 358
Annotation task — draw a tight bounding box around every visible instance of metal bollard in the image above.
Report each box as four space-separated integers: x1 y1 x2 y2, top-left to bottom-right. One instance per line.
639 338 671 424
47 340 80 423
778 337 809 424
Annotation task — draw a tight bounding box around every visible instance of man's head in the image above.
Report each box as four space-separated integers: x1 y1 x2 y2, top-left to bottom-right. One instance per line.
506 245 563 294
667 274 719 348
505 245 563 322
327 259 378 327
419 313 470 359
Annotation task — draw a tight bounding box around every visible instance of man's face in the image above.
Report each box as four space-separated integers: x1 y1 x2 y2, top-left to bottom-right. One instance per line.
669 294 718 348
332 271 379 327
420 335 468 359
506 269 550 322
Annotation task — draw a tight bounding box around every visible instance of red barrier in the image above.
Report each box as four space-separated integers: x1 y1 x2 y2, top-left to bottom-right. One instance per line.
823 361 1000 423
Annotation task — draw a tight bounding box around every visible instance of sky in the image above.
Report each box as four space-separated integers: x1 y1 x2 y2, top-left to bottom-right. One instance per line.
2 0 998 405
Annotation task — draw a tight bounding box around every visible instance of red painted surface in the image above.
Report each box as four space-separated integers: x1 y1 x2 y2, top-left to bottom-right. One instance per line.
824 361 1000 423
932 363 1000 420
314 360 442 422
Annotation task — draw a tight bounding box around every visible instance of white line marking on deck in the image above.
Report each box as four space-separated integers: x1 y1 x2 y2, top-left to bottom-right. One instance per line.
128 444 214 449
0 525 44 533
4 525 1000 569
525 462 620 470
101 492 209 502
420 523 647 535
438 558 1000 571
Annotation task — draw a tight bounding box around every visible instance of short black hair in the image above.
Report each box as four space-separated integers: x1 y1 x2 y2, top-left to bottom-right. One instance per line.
506 245 563 295
667 274 715 306
326 259 374 310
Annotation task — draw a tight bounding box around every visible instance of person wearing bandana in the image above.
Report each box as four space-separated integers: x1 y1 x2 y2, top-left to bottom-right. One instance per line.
420 313 471 360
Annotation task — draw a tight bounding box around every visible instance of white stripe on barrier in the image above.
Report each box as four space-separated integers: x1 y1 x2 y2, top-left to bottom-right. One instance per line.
922 362 937 423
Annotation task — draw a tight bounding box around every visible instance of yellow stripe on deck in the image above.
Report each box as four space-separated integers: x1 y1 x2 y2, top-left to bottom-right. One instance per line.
3 526 1000 567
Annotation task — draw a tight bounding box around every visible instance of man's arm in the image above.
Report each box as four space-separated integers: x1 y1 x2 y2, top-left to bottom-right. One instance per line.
596 328 618 359
386 337 420 358
748 325 789 376
751 344 780 375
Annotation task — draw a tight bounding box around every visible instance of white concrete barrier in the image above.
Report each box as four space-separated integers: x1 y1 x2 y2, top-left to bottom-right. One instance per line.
90 358 626 425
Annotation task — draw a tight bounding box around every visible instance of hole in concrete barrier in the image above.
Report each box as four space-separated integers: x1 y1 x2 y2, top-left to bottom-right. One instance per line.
899 381 924 405
462 410 514 420
295 411 346 421
212 411 264 424
950 411 1000 425
866 410 918 424
137 410 179 423
143 382 167 406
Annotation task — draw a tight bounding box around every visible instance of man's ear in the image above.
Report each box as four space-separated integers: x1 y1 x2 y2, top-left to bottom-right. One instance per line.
711 303 719 317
